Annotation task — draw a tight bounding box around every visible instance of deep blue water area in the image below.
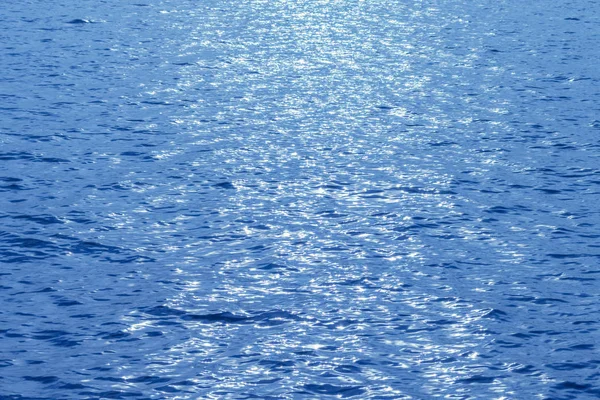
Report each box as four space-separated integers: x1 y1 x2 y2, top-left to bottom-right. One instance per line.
1 1 600 399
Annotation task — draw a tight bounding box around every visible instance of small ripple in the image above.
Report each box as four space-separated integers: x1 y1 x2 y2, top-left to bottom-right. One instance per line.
300 383 366 398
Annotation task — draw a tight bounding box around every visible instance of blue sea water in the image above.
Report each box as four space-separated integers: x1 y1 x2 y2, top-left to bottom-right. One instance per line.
1 0 600 399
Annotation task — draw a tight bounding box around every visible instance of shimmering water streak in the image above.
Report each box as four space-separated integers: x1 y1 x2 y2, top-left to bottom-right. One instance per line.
1 0 600 399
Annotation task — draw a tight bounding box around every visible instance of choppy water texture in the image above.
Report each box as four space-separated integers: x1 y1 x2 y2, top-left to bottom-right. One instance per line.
1 1 600 399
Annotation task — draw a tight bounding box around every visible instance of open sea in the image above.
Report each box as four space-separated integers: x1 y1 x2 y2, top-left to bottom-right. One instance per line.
1 1 600 399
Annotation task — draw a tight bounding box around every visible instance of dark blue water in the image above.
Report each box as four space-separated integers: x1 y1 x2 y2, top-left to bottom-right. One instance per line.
2 1 600 399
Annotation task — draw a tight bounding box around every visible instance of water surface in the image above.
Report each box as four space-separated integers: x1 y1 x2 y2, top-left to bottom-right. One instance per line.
1 1 600 399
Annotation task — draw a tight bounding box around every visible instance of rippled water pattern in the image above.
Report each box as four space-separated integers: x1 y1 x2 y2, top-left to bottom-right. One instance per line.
2 1 600 399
